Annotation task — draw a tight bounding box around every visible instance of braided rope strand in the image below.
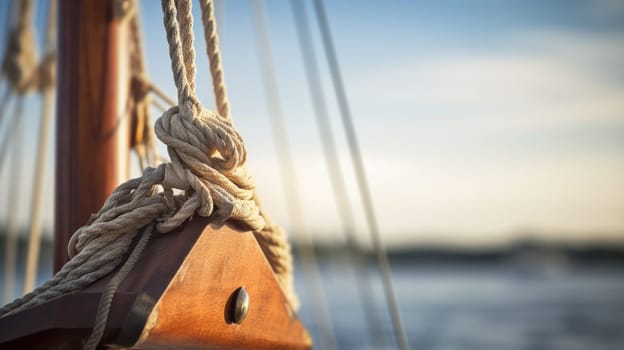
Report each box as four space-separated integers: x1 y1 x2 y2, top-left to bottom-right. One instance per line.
199 0 230 119
175 0 196 91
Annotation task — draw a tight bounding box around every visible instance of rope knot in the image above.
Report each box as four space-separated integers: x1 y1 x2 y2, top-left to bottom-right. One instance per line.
130 74 152 100
154 104 264 232
0 0 297 321
179 97 200 121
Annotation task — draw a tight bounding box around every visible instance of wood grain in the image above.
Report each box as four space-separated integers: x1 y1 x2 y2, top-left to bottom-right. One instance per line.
133 222 312 350
0 219 311 350
55 0 130 272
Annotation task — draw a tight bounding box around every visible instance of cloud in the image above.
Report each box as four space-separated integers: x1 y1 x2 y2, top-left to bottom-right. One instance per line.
586 0 624 19
248 149 624 247
244 30 624 245
349 31 624 132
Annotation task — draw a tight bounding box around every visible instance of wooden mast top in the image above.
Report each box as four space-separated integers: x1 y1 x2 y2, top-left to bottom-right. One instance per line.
55 0 130 271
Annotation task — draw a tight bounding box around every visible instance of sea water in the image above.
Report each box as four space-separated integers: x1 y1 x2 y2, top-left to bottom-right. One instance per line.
2 246 624 350
295 258 624 350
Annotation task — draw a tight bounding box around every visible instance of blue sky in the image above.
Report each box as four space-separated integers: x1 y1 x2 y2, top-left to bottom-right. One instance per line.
1 0 624 247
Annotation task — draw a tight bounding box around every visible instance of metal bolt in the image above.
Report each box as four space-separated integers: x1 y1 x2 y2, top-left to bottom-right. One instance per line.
232 287 249 324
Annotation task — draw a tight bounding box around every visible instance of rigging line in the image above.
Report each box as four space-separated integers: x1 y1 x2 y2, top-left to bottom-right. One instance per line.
290 1 386 347
249 1 338 349
311 0 410 349
3 96 24 303
0 88 11 130
144 106 170 166
199 0 230 119
151 97 168 113
0 92 17 170
23 0 56 294
148 82 176 107
44 0 57 53
23 90 54 294
83 223 154 350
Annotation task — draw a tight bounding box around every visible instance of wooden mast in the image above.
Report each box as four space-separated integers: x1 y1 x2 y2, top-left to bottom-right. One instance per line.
55 0 130 271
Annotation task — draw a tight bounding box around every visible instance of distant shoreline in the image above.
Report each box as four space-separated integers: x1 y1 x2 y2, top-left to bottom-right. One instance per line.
2 231 624 265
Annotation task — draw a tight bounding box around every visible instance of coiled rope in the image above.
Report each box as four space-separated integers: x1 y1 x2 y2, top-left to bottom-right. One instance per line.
0 0 296 326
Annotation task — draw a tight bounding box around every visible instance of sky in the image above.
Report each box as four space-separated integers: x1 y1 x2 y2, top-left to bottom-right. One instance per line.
1 0 624 247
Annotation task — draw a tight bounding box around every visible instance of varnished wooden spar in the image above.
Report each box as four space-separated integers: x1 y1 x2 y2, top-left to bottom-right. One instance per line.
55 0 130 271
0 219 312 349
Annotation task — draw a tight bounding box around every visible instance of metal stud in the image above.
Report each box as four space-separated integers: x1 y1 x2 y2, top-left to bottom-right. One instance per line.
232 287 249 324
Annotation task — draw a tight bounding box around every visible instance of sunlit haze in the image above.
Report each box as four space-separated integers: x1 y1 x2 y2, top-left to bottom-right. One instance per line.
1 0 623 247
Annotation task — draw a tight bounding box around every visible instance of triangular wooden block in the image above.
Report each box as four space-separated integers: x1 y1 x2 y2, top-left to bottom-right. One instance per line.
0 218 311 349
130 220 311 349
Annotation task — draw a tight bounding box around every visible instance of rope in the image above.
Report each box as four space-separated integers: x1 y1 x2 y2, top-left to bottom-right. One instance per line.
83 223 154 350
2 97 24 303
0 0 15 90
128 5 158 169
198 0 298 307
129 2 146 76
199 0 230 118
0 166 167 317
127 3 178 169
23 0 58 295
23 90 54 294
0 0 297 342
250 1 333 347
1 0 38 94
152 96 169 113
44 0 57 53
81 1 293 346
290 1 385 346
148 81 177 107
175 0 196 92
0 90 14 168
312 0 410 348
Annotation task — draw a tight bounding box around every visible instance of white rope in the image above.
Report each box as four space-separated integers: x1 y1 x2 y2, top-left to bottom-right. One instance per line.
83 223 154 350
1 0 296 328
1 0 38 94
